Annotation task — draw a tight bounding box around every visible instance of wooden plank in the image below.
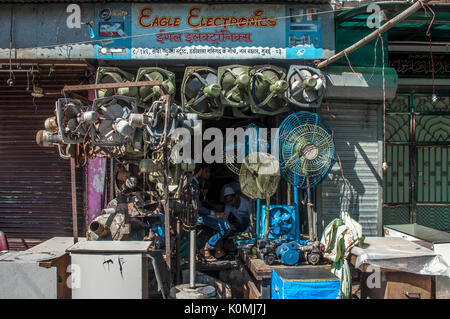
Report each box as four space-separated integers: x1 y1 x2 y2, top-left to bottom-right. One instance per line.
63 80 163 92
247 280 262 299
39 253 72 299
247 255 331 281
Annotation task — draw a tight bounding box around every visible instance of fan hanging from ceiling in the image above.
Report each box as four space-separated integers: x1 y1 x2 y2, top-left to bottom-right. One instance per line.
181 66 223 119
277 111 335 239
249 65 289 115
286 65 325 109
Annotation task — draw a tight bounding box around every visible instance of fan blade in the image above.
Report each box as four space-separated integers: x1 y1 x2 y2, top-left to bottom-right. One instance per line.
98 119 113 136
295 69 311 81
317 140 331 153
191 93 208 107
303 89 318 103
186 77 204 94
283 153 299 170
291 87 305 98
205 72 218 84
225 85 240 102
191 72 209 87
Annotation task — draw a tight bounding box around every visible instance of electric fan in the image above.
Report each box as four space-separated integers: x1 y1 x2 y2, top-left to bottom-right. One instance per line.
286 65 325 109
89 95 140 159
267 206 293 238
239 152 280 239
129 98 197 151
218 65 258 118
181 66 223 119
224 123 267 175
277 111 335 240
133 67 175 106
95 67 135 99
249 65 289 116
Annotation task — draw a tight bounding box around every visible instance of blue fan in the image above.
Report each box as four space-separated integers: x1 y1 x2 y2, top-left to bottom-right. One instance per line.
259 205 299 241
277 111 335 240
277 111 335 189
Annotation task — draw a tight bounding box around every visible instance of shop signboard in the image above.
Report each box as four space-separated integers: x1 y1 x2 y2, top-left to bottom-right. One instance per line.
0 3 333 60
94 3 333 60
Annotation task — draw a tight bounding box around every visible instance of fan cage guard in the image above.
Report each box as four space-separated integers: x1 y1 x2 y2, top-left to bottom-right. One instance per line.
224 124 267 175
239 152 280 200
181 68 223 118
286 66 325 108
278 112 335 189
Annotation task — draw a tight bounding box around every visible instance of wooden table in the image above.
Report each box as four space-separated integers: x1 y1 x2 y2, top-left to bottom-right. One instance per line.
238 248 332 299
350 237 440 299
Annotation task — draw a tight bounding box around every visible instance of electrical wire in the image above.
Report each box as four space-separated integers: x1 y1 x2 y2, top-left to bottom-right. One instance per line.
419 0 436 99
379 32 387 170
19 8 345 50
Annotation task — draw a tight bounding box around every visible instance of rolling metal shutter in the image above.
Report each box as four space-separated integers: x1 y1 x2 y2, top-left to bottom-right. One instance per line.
317 102 382 237
0 60 91 250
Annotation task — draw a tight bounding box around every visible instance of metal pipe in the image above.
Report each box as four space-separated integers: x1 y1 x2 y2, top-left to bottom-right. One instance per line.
306 176 314 240
0 69 38 73
176 218 181 285
162 95 172 283
110 158 114 201
317 0 430 69
189 229 196 289
70 155 79 244
293 186 300 239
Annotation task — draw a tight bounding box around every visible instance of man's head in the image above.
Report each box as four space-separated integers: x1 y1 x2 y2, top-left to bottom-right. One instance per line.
223 186 239 207
194 163 211 181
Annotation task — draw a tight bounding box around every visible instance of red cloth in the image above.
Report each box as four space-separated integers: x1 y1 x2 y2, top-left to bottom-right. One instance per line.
0 231 9 251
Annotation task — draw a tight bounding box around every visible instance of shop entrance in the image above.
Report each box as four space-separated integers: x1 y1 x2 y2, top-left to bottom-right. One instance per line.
383 94 450 231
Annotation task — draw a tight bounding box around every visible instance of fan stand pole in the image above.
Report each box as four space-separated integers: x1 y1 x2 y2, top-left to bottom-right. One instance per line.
189 228 196 288
264 197 270 239
306 176 315 241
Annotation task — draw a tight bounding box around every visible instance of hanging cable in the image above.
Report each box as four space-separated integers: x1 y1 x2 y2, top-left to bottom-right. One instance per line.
420 1 437 102
379 32 388 172
7 6 15 86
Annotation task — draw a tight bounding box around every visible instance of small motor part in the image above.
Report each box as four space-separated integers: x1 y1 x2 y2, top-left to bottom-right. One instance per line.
44 116 58 132
36 130 63 147
256 239 277 265
275 241 302 266
78 111 98 124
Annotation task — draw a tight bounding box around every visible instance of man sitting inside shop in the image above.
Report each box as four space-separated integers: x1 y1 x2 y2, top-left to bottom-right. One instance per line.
193 163 229 262
222 185 250 234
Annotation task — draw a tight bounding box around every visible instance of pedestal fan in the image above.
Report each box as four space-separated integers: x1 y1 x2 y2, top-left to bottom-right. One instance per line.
277 111 335 240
